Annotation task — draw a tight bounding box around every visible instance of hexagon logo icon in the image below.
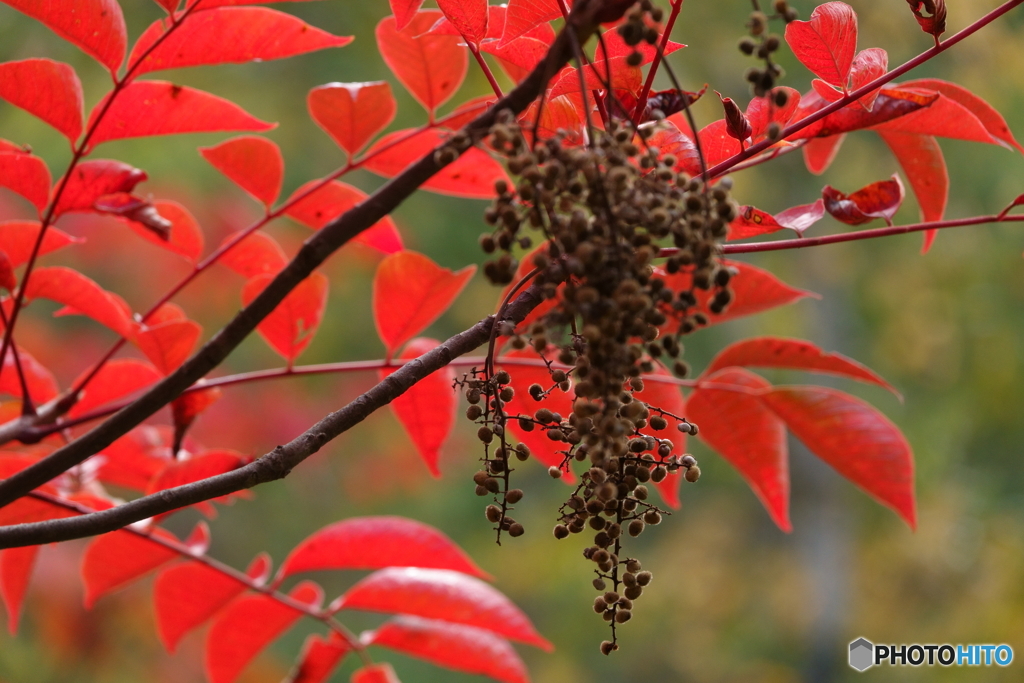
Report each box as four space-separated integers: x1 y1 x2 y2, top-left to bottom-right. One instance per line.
849 638 874 671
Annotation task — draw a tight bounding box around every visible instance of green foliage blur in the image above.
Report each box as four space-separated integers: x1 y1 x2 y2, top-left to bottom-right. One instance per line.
1 1 1023 682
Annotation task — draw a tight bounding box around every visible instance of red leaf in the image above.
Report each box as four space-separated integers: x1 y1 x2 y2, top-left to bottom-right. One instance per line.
761 386 916 528
363 129 510 199
0 346 59 402
657 260 816 331
308 82 397 157
729 206 784 240
850 48 887 110
632 364 686 509
129 7 352 76
154 553 270 653
518 95 584 146
0 220 79 267
647 125 702 178
877 132 947 252
68 358 163 419
170 389 225 455
697 120 743 169
784 1 857 89
380 338 455 477
206 581 323 683
95 426 175 491
437 0 488 45
0 546 38 635
290 632 351 683
823 173 904 225
0 151 51 212
352 663 402 683
283 180 403 254
687 368 790 531
500 347 576 481
802 134 846 175
705 337 898 396
905 0 946 39
24 266 136 338
134 318 202 374
376 11 468 118
596 27 685 63
241 271 329 363
53 159 147 218
390 0 425 31
900 78 1024 154
792 87 938 140
500 0 562 46
336 567 550 649
870 88 1002 144
2 0 126 73
86 81 274 149
774 199 826 234
0 251 15 292
0 58 83 142
745 87 801 141
372 251 475 355
82 524 208 607
547 57 642 100
366 616 529 683
218 231 288 278
276 516 489 580
200 136 284 208
482 37 552 84
121 199 204 263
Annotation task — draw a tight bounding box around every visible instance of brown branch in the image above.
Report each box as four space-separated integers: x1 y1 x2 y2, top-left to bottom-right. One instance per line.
0 284 543 548
0 0 622 512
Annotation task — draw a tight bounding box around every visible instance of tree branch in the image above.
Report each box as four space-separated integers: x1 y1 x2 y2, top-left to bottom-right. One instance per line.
0 0 621 512
0 284 544 548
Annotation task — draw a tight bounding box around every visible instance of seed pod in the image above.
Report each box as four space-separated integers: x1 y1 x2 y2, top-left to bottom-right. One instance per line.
484 477 500 493
594 597 608 613
651 465 668 482
634 484 649 500
506 489 524 504
624 585 643 600
603 591 620 604
475 485 488 496
649 415 668 431
626 559 642 573
535 408 554 423
495 370 511 384
548 466 563 479
589 516 607 531
615 609 632 623
600 640 617 655
477 426 493 444
466 405 483 420
593 578 607 591
628 519 645 537
551 369 567 383
529 383 544 400
508 522 525 537
685 464 701 482
681 454 697 467
622 572 638 587
499 387 515 402
553 524 569 539
643 509 662 525
485 505 502 523
738 36 756 55
592 549 610 564
473 471 490 485
636 571 653 586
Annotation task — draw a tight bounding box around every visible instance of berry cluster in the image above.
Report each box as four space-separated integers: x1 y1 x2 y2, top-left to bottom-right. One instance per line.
738 0 799 97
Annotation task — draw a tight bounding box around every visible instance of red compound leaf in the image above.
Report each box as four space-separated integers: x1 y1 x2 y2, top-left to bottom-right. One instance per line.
0 220 79 267
380 338 455 477
2 0 126 74
784 1 857 89
705 337 898 396
376 11 468 118
877 132 947 252
82 522 210 608
334 567 551 650
802 134 846 175
823 173 905 226
850 48 888 110
68 358 162 419
205 581 323 683
218 231 288 278
657 260 816 331
632 364 686 508
372 250 475 356
500 0 564 46
0 58 83 142
687 368 791 531
500 348 577 481
129 7 352 76
352 663 402 683
277 516 489 580
24 266 136 339
363 128 510 199
284 180 403 254
290 631 351 683
0 151 51 213
200 136 284 209
899 78 1024 154
134 315 203 375
308 82 397 157
241 271 329 363
437 0 488 45
0 546 38 635
154 553 271 653
762 386 916 529
86 81 274 149
365 616 529 683
53 159 147 218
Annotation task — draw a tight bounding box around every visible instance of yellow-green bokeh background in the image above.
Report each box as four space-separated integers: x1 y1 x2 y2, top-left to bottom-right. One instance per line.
2 1 1024 682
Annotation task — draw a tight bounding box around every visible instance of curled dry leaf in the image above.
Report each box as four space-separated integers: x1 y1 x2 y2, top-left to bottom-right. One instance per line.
822 173 905 225
905 0 946 40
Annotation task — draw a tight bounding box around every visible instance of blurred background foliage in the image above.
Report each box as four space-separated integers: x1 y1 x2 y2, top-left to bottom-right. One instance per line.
1 0 1023 681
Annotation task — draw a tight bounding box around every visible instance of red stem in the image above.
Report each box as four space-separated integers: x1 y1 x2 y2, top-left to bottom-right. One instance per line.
632 0 684 123
470 43 504 98
704 0 1024 180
